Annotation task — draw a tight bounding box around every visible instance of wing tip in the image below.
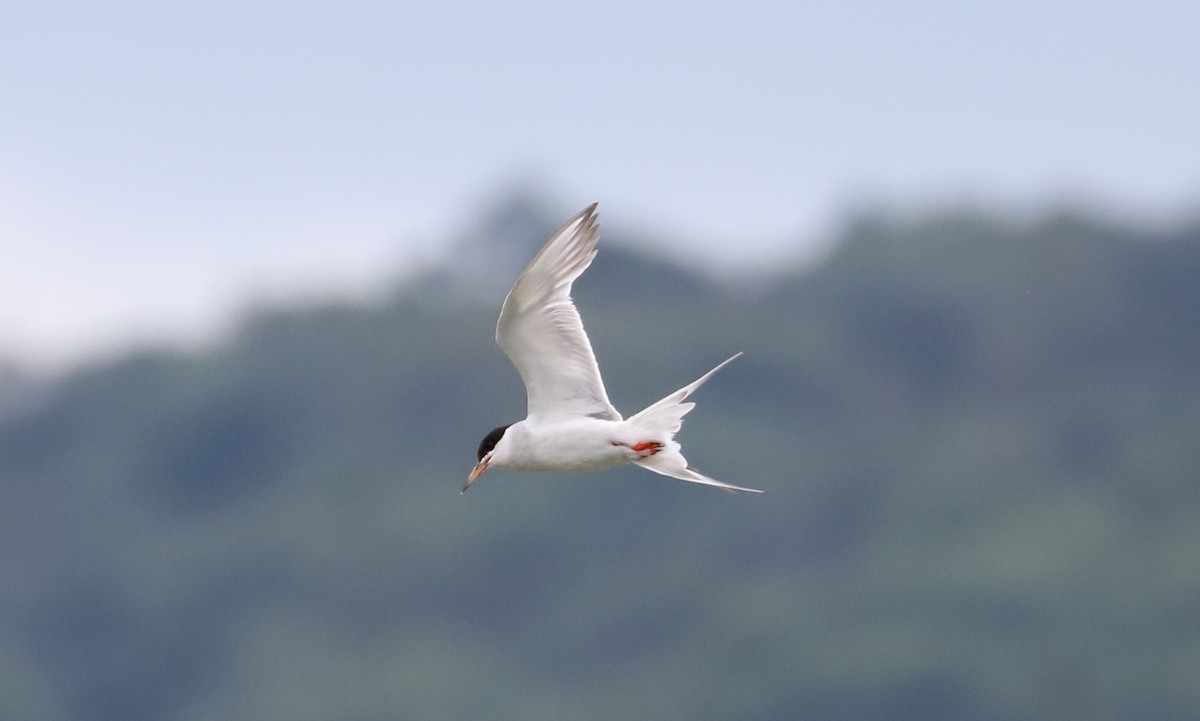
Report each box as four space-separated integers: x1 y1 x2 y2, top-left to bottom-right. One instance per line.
567 202 599 227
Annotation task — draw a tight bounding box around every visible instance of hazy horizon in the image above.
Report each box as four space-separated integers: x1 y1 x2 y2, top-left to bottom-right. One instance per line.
3 191 1195 377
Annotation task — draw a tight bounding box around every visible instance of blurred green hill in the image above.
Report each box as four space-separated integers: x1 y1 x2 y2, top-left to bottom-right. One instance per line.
2 201 1198 721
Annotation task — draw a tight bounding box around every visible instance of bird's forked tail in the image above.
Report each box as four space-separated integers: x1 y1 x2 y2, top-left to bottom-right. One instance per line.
627 353 762 493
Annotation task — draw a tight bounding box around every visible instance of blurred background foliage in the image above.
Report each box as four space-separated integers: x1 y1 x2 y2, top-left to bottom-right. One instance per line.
2 197 1199 720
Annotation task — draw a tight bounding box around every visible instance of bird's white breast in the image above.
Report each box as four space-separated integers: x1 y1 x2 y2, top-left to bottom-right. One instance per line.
502 417 639 472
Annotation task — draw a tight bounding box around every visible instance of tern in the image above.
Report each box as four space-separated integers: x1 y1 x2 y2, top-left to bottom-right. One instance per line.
464 203 761 494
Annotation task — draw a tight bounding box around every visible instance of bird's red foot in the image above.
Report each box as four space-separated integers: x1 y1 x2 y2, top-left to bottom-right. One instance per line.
632 441 662 455
612 440 664 458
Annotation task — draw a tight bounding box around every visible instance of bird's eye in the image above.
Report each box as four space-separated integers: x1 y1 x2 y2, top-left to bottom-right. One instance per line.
477 423 512 461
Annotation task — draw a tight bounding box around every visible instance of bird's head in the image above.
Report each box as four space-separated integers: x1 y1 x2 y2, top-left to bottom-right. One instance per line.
464 423 514 493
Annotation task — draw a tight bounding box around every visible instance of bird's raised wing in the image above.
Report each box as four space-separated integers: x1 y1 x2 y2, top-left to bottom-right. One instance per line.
496 203 621 422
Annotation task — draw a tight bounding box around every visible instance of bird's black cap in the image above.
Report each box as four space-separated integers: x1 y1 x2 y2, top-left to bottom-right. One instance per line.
477 424 512 462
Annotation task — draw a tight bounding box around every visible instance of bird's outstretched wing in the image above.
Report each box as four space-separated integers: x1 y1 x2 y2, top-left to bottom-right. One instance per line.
496 203 621 421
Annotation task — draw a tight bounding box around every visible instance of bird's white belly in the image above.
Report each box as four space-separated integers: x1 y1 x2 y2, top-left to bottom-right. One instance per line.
507 418 637 472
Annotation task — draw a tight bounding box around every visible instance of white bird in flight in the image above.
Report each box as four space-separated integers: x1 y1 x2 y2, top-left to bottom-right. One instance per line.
465 203 761 494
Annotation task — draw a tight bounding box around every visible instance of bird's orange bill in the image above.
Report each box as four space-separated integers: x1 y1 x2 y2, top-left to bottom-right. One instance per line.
463 459 489 493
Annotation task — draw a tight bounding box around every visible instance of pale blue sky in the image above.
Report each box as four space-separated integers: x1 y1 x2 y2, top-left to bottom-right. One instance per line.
2 0 1197 368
